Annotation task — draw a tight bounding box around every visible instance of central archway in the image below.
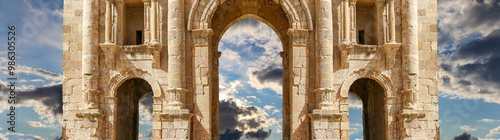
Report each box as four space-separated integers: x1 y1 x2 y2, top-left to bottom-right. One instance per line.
189 0 313 138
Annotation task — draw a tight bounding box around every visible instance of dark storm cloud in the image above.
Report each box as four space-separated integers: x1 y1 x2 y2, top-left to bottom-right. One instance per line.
139 93 154 114
220 128 243 140
251 65 283 85
219 99 273 140
439 28 500 103
452 132 479 140
462 0 500 30
17 84 63 115
245 128 272 140
452 29 500 61
446 29 500 84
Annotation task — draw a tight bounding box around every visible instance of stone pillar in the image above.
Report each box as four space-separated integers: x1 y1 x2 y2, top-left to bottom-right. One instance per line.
116 0 124 45
402 0 419 109
81 0 100 109
143 0 151 44
150 0 159 43
288 29 310 140
399 0 425 139
192 29 214 140
104 0 113 44
343 0 350 43
388 0 396 43
167 0 186 107
315 0 334 108
164 0 190 139
350 0 357 44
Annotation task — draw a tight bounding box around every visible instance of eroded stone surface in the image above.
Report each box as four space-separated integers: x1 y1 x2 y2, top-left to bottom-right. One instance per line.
62 0 438 139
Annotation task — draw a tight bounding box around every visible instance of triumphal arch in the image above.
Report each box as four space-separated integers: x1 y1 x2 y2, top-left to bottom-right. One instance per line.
62 0 439 139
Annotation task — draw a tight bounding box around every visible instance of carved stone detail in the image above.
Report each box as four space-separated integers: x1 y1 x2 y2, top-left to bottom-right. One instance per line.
167 88 188 109
191 29 213 46
314 88 335 109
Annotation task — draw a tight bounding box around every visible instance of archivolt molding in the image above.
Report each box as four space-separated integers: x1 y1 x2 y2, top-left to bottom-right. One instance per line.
187 0 313 31
106 68 163 100
339 68 394 97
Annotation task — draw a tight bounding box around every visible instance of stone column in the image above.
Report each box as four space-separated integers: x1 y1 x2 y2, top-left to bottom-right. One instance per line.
388 0 396 43
150 0 159 43
399 0 425 139
77 0 103 139
81 0 100 109
402 0 419 109
343 0 350 43
350 0 357 44
104 0 113 44
143 0 151 44
116 0 124 45
163 0 191 139
315 0 334 109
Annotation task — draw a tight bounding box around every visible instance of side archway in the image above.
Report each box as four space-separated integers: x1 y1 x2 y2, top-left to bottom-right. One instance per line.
103 68 163 139
338 68 396 140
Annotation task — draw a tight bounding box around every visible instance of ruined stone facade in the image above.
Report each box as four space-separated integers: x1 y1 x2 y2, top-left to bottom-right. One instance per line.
62 0 439 139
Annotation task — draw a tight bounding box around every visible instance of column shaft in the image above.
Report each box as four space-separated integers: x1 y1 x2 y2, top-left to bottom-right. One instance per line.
105 0 112 43
343 0 350 43
82 0 99 108
316 0 334 89
402 0 419 108
150 0 158 43
167 0 186 107
389 0 396 43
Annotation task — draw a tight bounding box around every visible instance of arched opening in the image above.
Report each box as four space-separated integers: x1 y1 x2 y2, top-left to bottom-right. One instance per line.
348 78 387 140
115 78 153 140
217 17 283 140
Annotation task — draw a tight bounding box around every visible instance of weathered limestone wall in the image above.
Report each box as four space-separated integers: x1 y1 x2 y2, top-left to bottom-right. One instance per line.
62 0 438 139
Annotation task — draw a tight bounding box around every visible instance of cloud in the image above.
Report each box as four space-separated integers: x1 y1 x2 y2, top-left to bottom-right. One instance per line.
219 128 244 140
247 65 283 94
460 125 478 131
348 93 363 109
480 119 500 123
219 99 277 140
28 121 49 128
438 0 500 52
486 126 500 137
439 29 500 105
452 132 479 140
16 84 63 116
244 128 272 140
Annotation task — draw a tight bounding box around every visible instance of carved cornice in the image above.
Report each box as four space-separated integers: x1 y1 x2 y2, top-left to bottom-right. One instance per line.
287 29 309 46
397 109 426 120
76 108 104 119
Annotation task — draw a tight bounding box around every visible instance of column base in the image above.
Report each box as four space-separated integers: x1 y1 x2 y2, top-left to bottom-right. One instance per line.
160 109 193 139
309 109 342 140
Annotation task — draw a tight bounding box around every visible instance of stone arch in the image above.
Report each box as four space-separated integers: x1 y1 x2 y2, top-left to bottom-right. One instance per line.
338 68 395 140
215 14 287 48
187 0 313 31
107 68 162 98
103 68 163 139
339 68 394 98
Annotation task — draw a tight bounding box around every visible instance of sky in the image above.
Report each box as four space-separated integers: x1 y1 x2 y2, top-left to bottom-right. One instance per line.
0 0 500 140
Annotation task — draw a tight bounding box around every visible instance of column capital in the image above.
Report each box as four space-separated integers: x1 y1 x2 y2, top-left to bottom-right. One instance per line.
142 0 151 5
167 88 188 109
191 29 214 46
314 88 336 109
287 28 309 46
